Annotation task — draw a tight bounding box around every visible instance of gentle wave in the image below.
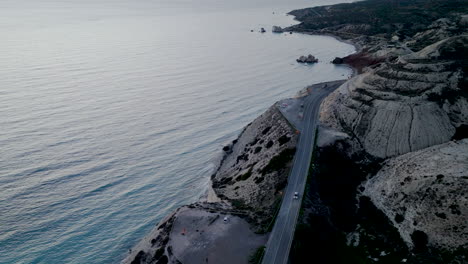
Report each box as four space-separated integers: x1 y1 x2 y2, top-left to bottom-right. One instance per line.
0 0 355 263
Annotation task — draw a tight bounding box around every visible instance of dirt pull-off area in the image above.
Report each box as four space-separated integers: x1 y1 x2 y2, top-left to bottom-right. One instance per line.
122 203 267 264
168 208 267 264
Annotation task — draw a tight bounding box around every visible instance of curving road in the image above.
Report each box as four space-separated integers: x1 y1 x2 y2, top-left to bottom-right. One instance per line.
261 80 345 264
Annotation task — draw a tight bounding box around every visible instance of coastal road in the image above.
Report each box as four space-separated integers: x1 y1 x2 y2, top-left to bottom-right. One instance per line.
261 81 344 264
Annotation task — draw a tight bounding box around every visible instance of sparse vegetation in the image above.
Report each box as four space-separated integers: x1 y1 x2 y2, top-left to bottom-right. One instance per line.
248 246 266 264
265 140 274 148
278 135 291 146
231 199 248 210
254 146 262 154
260 148 296 176
236 167 253 181
262 127 271 135
289 0 468 40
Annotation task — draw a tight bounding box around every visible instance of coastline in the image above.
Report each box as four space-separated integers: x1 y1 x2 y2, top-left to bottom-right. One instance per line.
122 78 352 264
122 9 360 264
124 1 468 263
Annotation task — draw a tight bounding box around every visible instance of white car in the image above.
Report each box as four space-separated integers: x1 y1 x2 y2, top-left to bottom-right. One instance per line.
293 192 299 199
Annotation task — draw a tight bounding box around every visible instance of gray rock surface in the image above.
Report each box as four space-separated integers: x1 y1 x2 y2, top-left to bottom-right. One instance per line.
213 106 297 219
320 35 468 158
363 139 468 250
124 105 299 263
297 54 318 63
272 26 283 33
405 18 461 51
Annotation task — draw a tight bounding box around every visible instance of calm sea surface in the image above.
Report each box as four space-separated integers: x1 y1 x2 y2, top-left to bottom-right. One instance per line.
0 0 354 263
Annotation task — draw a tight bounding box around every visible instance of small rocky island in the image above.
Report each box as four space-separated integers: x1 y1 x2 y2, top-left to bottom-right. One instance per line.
296 54 318 63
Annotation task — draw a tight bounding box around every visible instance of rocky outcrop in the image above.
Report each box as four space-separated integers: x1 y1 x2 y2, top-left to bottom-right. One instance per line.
320 35 468 159
272 26 283 33
405 18 465 51
123 202 267 264
125 105 298 264
288 2 468 262
296 54 318 63
363 139 468 250
123 209 180 264
287 0 468 41
213 106 297 225
331 57 344 64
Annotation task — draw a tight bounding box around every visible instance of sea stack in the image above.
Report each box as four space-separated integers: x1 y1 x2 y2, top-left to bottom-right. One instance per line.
296 54 318 63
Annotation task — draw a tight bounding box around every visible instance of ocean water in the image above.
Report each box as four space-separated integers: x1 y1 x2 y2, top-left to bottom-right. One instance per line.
0 0 355 263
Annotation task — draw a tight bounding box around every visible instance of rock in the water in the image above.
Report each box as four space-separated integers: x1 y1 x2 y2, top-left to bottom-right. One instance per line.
296 54 318 63
272 26 283 33
332 57 344 64
363 139 468 250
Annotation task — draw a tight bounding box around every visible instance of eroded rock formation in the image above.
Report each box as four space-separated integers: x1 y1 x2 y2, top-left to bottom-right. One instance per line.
364 139 468 250
320 35 468 159
213 106 297 223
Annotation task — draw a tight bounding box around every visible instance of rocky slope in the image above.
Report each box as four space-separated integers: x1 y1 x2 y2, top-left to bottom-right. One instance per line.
320 35 467 159
125 2 468 263
212 105 297 227
288 0 468 41
364 139 468 251
124 105 299 264
289 1 468 263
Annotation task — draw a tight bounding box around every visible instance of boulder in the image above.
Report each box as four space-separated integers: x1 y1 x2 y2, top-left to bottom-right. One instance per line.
297 54 318 63
363 139 468 250
272 26 283 33
332 57 344 64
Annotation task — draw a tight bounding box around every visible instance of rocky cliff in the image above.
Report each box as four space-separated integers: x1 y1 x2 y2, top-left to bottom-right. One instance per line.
124 105 299 264
212 106 297 226
289 1 468 263
320 35 467 159
364 139 468 251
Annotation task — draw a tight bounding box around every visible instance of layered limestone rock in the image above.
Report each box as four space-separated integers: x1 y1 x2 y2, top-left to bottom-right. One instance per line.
213 105 297 219
320 35 468 159
405 18 464 51
363 139 468 250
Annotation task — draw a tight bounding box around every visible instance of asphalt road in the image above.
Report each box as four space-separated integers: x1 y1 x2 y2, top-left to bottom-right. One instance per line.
261 81 344 264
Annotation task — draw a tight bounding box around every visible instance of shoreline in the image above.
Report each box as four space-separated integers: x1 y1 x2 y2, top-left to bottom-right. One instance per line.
122 78 352 263
122 9 360 264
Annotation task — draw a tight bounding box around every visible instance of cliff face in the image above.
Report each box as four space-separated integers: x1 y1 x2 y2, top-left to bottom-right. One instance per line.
364 139 468 251
320 35 467 159
124 105 298 264
289 2 468 262
212 105 297 225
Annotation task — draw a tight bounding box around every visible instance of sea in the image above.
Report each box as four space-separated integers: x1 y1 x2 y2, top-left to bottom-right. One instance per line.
0 0 355 263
